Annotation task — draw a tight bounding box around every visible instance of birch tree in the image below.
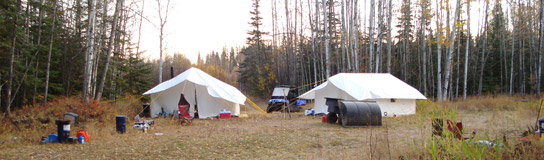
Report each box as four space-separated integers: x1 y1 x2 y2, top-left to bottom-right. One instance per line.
436 0 443 101
538 0 543 96
463 0 471 99
477 2 489 97
369 0 376 72
44 0 58 105
4 0 21 115
156 0 173 83
387 0 392 73
82 0 97 102
95 0 124 101
442 0 461 100
375 0 384 73
323 0 330 78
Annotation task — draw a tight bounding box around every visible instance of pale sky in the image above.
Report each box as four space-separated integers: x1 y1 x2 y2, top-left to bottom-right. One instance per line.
135 0 500 64
138 0 266 63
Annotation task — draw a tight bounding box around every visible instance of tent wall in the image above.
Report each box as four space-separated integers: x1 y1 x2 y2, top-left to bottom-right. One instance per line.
311 82 417 117
370 99 416 117
313 83 356 114
150 81 239 118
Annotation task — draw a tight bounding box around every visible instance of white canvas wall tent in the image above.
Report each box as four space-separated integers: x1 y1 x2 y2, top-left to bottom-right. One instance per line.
298 73 426 117
143 67 247 118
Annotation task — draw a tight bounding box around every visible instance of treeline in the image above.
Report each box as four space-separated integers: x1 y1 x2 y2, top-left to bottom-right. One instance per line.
0 0 153 115
238 0 544 100
154 48 241 87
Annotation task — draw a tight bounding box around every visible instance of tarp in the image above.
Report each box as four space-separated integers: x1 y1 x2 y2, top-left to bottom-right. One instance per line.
298 73 426 116
143 67 246 118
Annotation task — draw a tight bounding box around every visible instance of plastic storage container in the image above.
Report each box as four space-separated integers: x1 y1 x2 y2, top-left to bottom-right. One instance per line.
219 110 231 119
56 120 71 143
116 116 127 134
64 112 79 125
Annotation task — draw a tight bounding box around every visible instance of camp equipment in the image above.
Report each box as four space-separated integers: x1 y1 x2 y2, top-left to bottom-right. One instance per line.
539 118 544 137
219 110 231 119
67 137 77 144
78 136 84 144
299 73 426 116
64 113 79 125
116 116 127 134
325 98 382 127
304 109 315 116
178 105 192 119
76 130 90 142
143 67 246 119
55 120 71 143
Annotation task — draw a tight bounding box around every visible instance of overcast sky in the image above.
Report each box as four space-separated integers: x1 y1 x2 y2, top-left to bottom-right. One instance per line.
135 0 496 64
137 0 262 63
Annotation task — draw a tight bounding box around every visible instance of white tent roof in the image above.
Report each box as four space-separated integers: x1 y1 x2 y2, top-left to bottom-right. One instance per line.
143 67 246 105
299 73 426 100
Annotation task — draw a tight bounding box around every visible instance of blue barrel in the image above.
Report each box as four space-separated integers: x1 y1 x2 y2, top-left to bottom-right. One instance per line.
55 120 71 143
116 116 127 134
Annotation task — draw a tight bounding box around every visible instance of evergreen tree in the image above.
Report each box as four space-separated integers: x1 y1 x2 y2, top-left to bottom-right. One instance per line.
238 0 275 97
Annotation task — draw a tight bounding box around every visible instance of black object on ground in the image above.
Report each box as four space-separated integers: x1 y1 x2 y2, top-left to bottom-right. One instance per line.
432 118 444 137
142 104 151 117
324 98 382 127
326 112 338 123
116 115 127 134
55 120 71 143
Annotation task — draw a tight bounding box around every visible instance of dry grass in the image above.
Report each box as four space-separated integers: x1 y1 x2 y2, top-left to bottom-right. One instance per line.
0 95 543 159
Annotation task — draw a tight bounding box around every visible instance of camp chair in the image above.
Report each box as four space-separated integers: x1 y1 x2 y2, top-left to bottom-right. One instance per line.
446 120 476 140
178 105 193 126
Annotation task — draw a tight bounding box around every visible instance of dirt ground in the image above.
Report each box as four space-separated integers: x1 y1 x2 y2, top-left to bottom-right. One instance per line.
0 98 541 159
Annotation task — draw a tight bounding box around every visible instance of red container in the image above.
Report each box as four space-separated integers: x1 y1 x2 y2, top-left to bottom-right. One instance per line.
178 105 192 119
322 115 327 123
219 112 231 119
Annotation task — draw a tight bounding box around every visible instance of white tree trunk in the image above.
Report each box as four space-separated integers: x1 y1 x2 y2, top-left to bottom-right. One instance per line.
442 0 461 101
95 0 123 101
463 0 470 99
44 0 58 105
436 1 442 101
323 0 330 78
82 0 97 103
509 2 515 95
538 0 544 96
375 0 383 73
387 0 392 73
368 0 375 72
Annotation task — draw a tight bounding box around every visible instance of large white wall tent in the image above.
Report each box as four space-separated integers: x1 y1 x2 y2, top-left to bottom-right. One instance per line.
298 73 426 117
143 67 246 118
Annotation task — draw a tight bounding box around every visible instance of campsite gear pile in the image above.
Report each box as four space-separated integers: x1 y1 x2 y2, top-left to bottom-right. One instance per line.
41 117 89 144
324 98 382 127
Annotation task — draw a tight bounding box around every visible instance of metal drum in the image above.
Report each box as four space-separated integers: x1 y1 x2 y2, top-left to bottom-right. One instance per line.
338 101 382 127
116 115 127 134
